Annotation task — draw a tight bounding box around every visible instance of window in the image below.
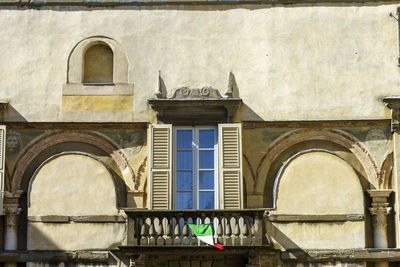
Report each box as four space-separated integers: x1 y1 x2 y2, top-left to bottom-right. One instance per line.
149 124 243 210
175 127 217 210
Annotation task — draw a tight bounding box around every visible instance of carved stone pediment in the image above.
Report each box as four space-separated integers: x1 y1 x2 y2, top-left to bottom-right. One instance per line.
170 87 223 100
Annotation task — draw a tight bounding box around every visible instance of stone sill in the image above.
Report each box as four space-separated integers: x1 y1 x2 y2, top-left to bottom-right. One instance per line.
63 83 133 96
282 248 400 261
267 214 365 222
27 215 126 223
0 0 398 6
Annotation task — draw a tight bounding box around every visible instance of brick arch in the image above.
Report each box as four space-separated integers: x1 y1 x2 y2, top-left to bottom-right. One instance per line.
11 131 133 192
257 128 379 194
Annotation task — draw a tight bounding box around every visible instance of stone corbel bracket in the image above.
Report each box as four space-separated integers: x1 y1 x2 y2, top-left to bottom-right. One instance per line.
383 96 400 132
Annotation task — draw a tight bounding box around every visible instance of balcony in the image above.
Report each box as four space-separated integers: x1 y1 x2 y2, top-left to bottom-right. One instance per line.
123 209 270 248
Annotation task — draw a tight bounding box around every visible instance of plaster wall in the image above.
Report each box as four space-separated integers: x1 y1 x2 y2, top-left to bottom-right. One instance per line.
0 4 398 122
276 151 364 214
29 154 119 216
27 222 125 250
269 221 365 249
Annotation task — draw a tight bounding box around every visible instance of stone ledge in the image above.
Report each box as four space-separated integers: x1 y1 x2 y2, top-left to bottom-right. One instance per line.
63 83 134 96
28 215 126 223
268 214 365 222
282 249 400 262
0 0 399 6
0 251 109 262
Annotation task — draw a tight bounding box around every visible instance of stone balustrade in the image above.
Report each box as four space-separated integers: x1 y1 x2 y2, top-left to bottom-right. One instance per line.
123 209 268 247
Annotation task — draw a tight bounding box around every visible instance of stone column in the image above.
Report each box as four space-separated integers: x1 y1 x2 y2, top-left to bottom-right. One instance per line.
368 190 393 267
383 97 400 247
3 191 23 267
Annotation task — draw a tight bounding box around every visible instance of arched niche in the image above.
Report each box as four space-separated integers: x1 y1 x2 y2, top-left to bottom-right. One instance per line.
83 42 114 84
28 152 119 215
67 36 129 84
274 149 364 214
262 130 376 208
27 152 126 250
267 149 367 249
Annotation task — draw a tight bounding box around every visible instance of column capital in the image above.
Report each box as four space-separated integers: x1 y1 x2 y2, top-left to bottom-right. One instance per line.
4 207 21 226
367 189 393 203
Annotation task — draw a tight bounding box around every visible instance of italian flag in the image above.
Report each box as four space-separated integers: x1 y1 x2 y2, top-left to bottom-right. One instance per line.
188 224 224 250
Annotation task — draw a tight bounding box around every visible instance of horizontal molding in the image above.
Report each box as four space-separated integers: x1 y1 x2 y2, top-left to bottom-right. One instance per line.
63 83 134 96
242 119 390 129
0 0 399 6
28 215 126 223
2 122 148 129
282 249 400 262
0 250 110 263
268 214 365 222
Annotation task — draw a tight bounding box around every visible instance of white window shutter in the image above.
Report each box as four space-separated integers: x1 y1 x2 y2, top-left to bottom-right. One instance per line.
218 123 243 209
0 126 5 215
149 124 172 209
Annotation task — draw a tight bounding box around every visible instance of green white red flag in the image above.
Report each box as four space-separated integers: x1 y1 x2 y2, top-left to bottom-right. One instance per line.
188 224 224 250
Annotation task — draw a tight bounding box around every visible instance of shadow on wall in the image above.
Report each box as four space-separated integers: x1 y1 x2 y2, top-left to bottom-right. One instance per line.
2 105 27 122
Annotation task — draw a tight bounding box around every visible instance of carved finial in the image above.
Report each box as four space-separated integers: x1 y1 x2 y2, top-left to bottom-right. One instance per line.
225 72 239 98
155 71 167 99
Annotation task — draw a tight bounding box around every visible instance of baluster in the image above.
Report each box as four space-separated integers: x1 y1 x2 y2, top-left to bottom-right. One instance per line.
165 216 172 245
217 218 223 245
242 217 250 246
224 217 232 246
251 215 262 245
140 220 148 245
149 218 156 245
233 217 240 246
156 217 165 245
190 217 198 246
182 219 190 245
174 217 181 245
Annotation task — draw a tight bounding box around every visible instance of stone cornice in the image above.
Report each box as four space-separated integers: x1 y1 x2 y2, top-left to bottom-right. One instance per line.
0 0 399 6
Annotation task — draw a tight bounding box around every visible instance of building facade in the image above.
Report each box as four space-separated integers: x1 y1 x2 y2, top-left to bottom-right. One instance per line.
0 1 400 266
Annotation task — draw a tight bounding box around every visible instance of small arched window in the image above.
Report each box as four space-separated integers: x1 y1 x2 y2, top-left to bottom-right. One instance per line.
83 43 113 84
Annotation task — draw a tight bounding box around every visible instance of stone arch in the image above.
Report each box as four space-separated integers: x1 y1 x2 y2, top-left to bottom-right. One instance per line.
258 128 378 207
11 131 133 202
67 36 129 84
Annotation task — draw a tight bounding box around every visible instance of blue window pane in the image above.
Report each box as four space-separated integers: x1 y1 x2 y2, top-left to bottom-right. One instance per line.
199 192 214 209
177 192 193 209
177 171 192 190
199 171 214 190
177 130 192 149
199 130 214 148
199 151 214 169
177 151 192 169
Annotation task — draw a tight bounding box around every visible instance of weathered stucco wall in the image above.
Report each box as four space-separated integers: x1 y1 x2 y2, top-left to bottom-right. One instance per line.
0 4 398 122
276 151 364 214
29 154 119 215
27 154 125 250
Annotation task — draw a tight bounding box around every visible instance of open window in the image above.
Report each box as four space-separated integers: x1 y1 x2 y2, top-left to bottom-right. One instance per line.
148 123 243 210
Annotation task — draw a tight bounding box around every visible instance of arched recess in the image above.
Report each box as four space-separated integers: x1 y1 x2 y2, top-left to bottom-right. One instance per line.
273 149 364 213
260 128 378 208
27 152 125 250
67 36 129 84
28 152 119 212
11 131 131 204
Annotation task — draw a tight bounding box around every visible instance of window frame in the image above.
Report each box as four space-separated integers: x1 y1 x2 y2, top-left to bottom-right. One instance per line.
173 126 218 210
